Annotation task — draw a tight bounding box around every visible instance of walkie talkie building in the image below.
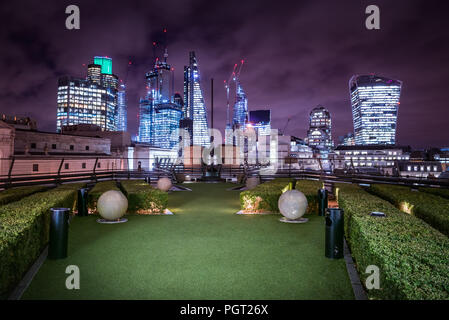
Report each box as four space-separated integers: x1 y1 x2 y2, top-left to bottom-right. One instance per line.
349 74 402 145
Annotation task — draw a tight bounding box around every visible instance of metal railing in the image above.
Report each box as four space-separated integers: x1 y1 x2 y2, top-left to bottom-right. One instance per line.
0 156 447 189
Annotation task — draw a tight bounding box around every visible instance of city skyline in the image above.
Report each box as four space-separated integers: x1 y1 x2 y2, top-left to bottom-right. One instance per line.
1 0 449 148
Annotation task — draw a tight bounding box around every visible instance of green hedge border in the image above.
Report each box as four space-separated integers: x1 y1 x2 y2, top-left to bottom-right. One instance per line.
0 186 78 299
369 184 449 237
419 186 449 200
0 186 50 207
337 183 449 300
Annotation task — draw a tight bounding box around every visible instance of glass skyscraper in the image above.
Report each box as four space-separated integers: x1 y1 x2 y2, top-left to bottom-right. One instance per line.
57 57 119 132
138 50 182 149
183 51 209 147
232 78 248 129
349 75 402 145
305 105 333 151
116 83 127 132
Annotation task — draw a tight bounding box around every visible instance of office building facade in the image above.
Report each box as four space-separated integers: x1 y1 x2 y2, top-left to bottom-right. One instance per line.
305 105 333 151
349 74 402 145
232 79 248 129
57 57 119 132
116 83 127 132
138 50 182 149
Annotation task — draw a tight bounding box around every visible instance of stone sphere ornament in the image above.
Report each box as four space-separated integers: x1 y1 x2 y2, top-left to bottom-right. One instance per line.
278 190 309 223
97 190 128 223
157 177 172 192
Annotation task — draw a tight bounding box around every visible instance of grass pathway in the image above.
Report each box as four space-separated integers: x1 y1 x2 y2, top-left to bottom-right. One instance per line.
22 183 353 299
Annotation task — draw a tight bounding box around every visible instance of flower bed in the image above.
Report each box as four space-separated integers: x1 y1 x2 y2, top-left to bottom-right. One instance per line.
337 183 449 300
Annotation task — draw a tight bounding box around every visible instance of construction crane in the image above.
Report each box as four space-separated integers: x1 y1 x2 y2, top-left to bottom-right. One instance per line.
281 117 291 135
234 59 244 80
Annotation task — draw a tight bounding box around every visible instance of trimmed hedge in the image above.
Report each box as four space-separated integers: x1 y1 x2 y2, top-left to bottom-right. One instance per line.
87 181 120 213
240 178 320 213
370 184 449 237
419 186 449 200
0 185 50 207
337 183 449 300
119 180 168 214
0 188 77 299
56 182 87 190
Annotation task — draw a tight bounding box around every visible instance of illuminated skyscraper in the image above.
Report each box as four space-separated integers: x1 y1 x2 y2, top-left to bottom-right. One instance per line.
232 78 248 129
305 105 333 151
57 57 119 132
94 56 113 74
183 51 209 147
116 83 127 132
87 64 101 85
350 75 402 145
138 49 182 148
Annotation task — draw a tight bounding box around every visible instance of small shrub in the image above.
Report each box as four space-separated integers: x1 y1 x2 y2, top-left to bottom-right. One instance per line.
120 180 168 214
240 178 316 213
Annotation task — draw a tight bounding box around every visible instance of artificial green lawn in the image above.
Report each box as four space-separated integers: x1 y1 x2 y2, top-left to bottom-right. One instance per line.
22 183 353 300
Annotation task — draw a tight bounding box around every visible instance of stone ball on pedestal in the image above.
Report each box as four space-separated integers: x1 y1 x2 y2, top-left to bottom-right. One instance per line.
97 190 128 220
278 190 308 220
157 177 172 192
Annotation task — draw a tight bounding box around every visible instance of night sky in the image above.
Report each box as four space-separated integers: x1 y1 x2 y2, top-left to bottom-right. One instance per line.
0 0 448 148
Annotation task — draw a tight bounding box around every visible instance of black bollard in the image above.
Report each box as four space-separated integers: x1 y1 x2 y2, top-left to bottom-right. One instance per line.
77 188 88 216
318 188 328 216
49 207 70 259
325 208 344 259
